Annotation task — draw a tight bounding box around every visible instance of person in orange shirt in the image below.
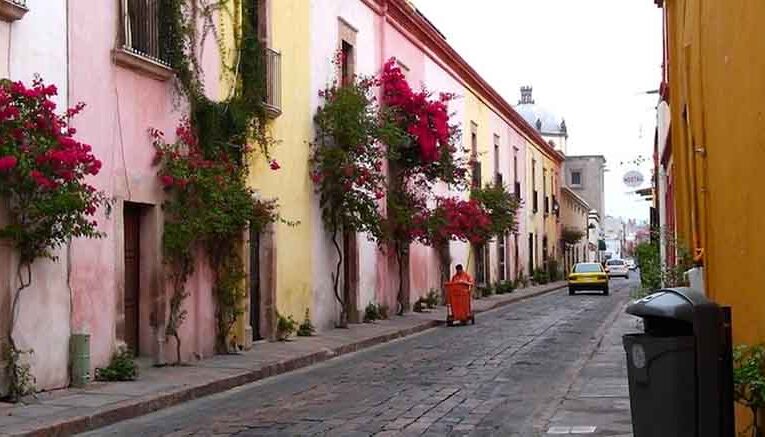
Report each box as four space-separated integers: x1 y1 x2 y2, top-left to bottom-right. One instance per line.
451 264 474 285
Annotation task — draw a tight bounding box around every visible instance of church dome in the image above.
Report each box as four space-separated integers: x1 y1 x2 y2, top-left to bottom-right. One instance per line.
515 86 568 137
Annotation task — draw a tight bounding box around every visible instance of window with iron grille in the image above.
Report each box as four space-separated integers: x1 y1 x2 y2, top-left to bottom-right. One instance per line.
570 170 582 186
545 196 550 215
121 0 168 64
514 181 521 200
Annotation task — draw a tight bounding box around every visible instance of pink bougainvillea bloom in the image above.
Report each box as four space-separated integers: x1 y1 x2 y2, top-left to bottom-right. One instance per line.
269 160 281 170
160 175 174 187
0 155 17 171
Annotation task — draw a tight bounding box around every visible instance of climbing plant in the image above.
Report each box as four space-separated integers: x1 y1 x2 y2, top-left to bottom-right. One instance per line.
154 0 280 361
311 68 387 327
0 77 109 400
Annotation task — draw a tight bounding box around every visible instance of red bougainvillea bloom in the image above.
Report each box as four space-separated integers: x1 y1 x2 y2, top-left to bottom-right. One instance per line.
0 155 17 171
160 175 175 187
380 58 455 163
269 160 281 170
30 170 57 190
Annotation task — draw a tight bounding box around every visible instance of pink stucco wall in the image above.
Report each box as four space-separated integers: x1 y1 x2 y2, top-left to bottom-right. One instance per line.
0 0 74 394
67 1 222 370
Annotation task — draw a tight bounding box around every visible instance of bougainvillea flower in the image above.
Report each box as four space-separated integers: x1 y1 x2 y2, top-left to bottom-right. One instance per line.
269 159 281 170
0 155 17 171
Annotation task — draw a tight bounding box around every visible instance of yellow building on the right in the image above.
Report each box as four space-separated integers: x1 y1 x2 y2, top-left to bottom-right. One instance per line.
654 0 765 354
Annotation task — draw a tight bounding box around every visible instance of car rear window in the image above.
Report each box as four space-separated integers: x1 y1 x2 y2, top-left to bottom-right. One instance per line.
574 264 603 273
607 260 625 266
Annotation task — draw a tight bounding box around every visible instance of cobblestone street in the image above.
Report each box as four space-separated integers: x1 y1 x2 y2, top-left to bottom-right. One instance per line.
85 278 636 437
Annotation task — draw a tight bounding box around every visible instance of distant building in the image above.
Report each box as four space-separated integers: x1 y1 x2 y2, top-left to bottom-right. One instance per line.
563 155 606 223
560 187 590 272
515 86 569 154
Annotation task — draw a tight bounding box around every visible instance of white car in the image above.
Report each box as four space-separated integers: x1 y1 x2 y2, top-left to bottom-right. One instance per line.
605 259 629 279
625 259 637 271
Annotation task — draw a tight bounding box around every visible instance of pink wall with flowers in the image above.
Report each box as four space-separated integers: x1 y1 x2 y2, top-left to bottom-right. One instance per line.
66 1 222 372
0 0 73 393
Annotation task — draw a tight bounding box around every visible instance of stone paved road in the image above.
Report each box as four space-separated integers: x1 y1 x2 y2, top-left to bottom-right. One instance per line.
83 278 636 437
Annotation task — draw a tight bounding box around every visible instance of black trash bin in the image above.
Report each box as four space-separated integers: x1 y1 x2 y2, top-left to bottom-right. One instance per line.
623 287 734 437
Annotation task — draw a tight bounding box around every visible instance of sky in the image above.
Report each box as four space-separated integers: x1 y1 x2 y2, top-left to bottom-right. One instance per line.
412 0 663 221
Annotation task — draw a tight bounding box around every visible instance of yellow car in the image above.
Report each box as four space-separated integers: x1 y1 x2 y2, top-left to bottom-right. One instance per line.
568 262 609 296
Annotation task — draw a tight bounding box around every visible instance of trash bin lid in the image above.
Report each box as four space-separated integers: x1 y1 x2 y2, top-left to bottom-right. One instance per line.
626 287 708 322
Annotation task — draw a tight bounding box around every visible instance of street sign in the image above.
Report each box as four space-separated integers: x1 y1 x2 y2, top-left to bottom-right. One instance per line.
623 170 644 188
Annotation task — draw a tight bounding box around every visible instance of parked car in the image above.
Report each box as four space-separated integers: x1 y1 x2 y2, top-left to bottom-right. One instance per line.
568 263 609 296
625 258 637 271
605 259 629 278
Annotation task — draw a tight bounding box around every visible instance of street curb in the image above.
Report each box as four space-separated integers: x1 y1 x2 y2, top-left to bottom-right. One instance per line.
11 282 565 437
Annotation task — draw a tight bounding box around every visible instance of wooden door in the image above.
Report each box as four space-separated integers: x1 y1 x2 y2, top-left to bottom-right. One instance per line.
249 226 261 341
124 205 140 355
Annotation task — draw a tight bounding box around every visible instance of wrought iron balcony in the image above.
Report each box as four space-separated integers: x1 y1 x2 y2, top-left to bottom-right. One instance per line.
263 47 282 118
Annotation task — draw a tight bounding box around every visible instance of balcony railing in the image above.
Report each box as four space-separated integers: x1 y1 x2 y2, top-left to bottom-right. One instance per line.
121 0 169 67
263 47 282 118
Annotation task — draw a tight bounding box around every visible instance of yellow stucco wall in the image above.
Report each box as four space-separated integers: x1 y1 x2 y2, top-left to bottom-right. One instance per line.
245 0 313 320
463 90 492 278
665 0 765 341
664 2 765 430
525 141 560 271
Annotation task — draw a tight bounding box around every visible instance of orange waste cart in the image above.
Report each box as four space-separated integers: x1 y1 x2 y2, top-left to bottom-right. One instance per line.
445 281 475 326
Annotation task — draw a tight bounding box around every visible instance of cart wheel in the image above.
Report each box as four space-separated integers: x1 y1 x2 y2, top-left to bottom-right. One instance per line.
446 317 453 327
470 316 475 325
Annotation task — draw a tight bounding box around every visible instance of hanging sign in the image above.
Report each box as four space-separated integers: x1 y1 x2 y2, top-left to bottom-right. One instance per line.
623 170 644 188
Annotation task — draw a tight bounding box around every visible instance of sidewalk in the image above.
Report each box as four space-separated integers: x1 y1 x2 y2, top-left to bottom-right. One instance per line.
0 281 566 437
543 301 638 436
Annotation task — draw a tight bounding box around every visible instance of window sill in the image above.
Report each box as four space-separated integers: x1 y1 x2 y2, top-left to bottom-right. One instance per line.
0 0 28 22
113 47 174 82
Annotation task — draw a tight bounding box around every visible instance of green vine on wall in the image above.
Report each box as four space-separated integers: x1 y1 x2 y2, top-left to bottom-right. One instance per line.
155 0 279 362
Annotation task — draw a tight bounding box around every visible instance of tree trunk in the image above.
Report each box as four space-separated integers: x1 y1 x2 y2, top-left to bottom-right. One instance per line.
331 229 348 328
396 246 406 316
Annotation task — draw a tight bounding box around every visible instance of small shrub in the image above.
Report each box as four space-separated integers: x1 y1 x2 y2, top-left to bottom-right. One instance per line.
733 344 765 437
413 298 425 313
95 348 138 382
425 289 440 308
276 313 297 341
297 309 316 337
364 303 379 323
533 268 549 285
495 281 514 295
377 304 389 320
475 285 494 298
